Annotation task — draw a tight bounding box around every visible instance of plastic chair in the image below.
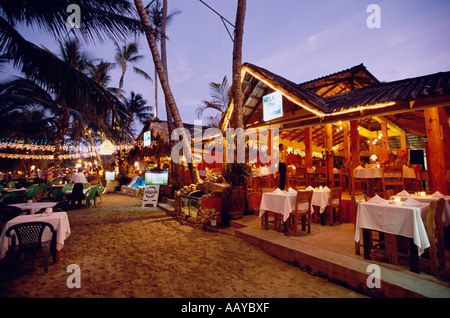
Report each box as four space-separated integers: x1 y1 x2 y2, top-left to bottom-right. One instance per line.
6 222 55 273
1 192 18 205
6 182 15 189
52 188 64 202
83 183 89 189
24 187 38 202
85 187 98 208
0 206 22 235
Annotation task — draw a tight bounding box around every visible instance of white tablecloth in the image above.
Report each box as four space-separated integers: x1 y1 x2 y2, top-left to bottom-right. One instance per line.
354 165 415 179
390 194 450 227
259 189 330 221
0 212 71 259
354 201 430 255
8 202 57 215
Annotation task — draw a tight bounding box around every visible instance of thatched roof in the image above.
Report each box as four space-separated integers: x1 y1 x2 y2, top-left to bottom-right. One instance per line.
128 119 207 162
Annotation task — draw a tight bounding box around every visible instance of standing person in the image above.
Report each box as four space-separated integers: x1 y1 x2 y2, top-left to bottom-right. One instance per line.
69 168 88 210
279 144 287 190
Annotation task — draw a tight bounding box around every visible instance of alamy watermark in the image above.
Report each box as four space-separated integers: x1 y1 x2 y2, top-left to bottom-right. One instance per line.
66 264 81 288
171 120 280 171
66 4 81 29
367 4 381 29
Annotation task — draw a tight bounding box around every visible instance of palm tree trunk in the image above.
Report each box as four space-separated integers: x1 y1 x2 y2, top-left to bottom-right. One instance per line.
231 0 246 130
134 0 200 184
154 67 158 118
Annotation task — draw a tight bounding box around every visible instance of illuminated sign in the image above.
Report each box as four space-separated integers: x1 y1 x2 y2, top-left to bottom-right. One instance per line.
99 139 116 155
263 91 283 121
144 131 151 147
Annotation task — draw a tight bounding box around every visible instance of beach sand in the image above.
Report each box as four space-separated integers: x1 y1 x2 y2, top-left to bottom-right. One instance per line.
0 193 366 298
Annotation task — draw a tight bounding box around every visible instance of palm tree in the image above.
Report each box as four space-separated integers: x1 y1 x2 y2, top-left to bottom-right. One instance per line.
124 91 153 126
145 0 180 119
231 0 247 130
114 41 151 97
196 76 230 127
113 41 151 140
0 0 145 170
135 0 200 184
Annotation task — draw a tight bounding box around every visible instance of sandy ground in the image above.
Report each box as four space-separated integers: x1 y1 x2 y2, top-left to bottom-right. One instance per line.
0 193 366 298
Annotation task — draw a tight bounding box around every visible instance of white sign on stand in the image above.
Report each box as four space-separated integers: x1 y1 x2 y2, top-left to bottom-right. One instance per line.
142 185 160 207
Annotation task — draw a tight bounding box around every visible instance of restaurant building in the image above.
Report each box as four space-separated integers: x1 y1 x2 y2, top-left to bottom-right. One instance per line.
220 62 450 196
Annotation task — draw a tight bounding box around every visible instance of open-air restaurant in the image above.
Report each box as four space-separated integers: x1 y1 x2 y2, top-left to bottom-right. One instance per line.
1 59 450 298
1 0 450 299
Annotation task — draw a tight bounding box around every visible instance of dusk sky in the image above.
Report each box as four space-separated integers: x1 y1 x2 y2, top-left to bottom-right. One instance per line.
5 0 450 134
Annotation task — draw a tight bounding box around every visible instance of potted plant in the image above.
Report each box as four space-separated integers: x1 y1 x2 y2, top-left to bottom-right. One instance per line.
222 162 252 219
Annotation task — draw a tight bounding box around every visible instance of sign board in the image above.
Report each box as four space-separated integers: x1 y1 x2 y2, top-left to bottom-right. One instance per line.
144 131 151 147
99 139 116 155
142 184 160 207
263 91 283 122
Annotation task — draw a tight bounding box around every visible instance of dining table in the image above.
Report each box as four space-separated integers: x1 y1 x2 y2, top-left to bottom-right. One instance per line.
353 165 416 179
354 195 430 273
259 187 331 232
8 201 57 215
0 212 71 261
389 191 450 227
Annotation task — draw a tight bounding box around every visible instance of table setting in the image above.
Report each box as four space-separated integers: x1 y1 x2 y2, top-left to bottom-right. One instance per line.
389 190 450 226
0 211 71 260
8 201 57 215
354 194 430 273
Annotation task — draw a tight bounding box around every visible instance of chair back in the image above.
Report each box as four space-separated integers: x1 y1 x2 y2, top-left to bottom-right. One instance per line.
5 222 54 251
62 184 73 193
385 189 395 200
297 167 308 178
295 190 313 212
329 187 343 208
382 165 404 179
24 187 38 201
409 164 422 181
261 187 276 193
53 200 69 212
6 182 15 189
1 192 18 204
426 198 446 272
52 188 64 201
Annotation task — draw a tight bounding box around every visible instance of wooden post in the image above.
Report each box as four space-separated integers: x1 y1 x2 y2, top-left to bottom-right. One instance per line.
343 122 350 167
324 124 334 186
424 107 448 194
380 122 389 164
304 127 313 168
438 108 450 174
350 120 360 169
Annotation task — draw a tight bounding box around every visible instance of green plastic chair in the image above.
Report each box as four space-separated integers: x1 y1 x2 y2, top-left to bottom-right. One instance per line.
40 183 50 200
62 184 73 193
1 192 18 204
83 183 89 189
52 188 64 202
84 187 98 208
0 184 4 193
96 184 103 202
6 182 15 189
24 187 38 201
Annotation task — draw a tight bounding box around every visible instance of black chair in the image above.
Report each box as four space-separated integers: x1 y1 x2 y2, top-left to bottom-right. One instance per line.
53 200 69 212
0 206 22 235
5 222 55 273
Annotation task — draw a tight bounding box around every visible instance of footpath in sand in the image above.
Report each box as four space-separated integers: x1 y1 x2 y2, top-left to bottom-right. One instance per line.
0 193 366 298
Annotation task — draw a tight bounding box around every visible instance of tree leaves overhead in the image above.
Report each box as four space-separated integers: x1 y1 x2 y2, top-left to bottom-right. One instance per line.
0 0 145 43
